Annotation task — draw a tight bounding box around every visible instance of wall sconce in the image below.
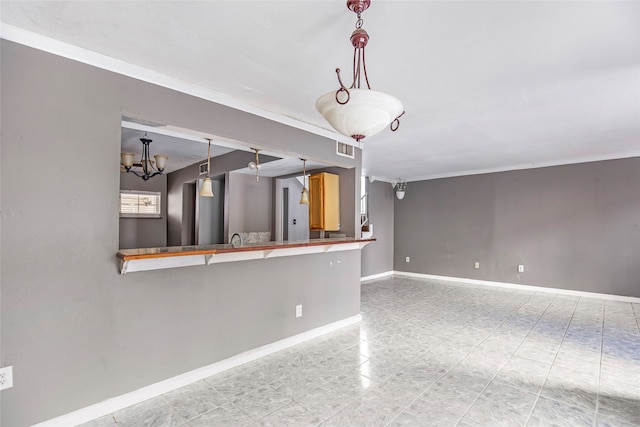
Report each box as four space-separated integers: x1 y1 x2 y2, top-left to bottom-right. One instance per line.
199 138 214 198
300 159 310 205
391 179 407 200
248 148 261 182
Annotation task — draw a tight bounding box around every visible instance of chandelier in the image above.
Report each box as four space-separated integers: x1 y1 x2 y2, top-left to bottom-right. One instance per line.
316 0 404 142
120 132 168 181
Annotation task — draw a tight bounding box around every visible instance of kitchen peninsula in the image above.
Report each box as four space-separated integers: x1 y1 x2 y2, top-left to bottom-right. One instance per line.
118 237 375 274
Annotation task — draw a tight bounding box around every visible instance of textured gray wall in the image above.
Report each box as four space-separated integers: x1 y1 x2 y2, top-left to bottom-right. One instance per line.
361 180 395 277
394 158 640 297
118 172 167 249
0 41 361 426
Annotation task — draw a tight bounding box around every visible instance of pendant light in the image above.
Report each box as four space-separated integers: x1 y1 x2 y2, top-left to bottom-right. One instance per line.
392 179 406 200
199 138 214 198
316 0 405 142
248 148 261 182
300 159 310 205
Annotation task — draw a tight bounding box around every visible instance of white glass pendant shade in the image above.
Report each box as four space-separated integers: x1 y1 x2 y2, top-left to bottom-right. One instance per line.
300 188 310 205
121 152 135 168
154 155 168 171
396 190 405 200
200 177 214 198
316 89 403 140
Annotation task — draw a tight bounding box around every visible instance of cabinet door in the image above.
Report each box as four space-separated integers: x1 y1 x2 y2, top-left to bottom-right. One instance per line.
322 173 340 231
308 172 340 231
309 174 324 230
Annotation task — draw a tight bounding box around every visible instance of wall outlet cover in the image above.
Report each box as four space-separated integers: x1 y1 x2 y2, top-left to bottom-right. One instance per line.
405 257 410 263
474 262 480 269
295 305 302 318
518 265 525 273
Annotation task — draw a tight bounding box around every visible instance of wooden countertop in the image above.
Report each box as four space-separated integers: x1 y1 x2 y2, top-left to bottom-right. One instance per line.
117 237 376 267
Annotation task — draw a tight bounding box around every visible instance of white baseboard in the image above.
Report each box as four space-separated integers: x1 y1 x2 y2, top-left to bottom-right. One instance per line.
393 271 640 303
360 271 394 282
33 314 362 427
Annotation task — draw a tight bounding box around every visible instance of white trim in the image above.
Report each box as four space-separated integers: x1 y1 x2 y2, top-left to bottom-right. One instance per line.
32 314 362 427
393 271 640 303
0 24 354 147
360 271 394 282
404 154 640 183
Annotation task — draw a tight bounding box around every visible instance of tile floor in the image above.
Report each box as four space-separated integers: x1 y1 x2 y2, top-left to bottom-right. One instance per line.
80 276 640 426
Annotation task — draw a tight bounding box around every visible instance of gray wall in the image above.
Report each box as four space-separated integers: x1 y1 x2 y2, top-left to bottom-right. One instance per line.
394 158 640 298
361 180 395 277
280 177 310 241
228 172 273 235
197 178 225 245
118 172 168 249
0 41 362 426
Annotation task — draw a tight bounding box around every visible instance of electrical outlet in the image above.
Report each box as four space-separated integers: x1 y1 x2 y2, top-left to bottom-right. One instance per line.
518 264 525 273
295 305 302 318
474 262 480 269
405 257 410 263
0 366 13 390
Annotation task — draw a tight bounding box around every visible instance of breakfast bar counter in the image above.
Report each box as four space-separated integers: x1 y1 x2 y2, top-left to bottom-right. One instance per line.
117 237 376 274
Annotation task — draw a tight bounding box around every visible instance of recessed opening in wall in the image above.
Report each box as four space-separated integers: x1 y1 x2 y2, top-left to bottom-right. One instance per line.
119 117 358 249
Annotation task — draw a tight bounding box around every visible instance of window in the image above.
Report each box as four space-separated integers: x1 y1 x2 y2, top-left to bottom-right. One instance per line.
120 190 161 218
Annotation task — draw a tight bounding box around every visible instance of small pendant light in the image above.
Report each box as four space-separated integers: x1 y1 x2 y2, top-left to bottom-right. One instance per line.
300 158 310 205
200 138 214 198
248 148 261 182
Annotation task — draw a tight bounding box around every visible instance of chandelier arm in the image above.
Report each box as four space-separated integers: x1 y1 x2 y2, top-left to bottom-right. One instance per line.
362 47 371 89
390 111 406 132
148 142 159 173
142 143 149 176
352 47 359 89
125 168 161 181
334 69 350 105
335 68 347 90
335 87 350 105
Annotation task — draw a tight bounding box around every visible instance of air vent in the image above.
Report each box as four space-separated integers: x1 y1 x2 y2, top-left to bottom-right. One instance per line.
336 141 355 159
199 163 208 175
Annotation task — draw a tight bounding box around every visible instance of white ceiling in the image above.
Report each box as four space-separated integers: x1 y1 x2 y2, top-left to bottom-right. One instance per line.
2 1 639 181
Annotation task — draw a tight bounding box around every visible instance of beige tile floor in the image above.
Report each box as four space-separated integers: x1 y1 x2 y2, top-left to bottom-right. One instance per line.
79 276 640 426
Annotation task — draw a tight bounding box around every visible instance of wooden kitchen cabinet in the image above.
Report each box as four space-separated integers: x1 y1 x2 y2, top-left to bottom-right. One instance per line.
309 172 340 231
